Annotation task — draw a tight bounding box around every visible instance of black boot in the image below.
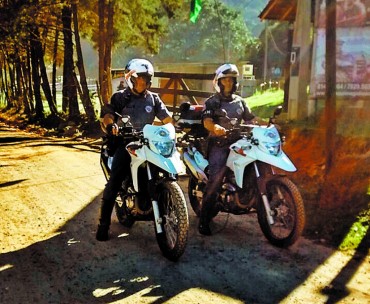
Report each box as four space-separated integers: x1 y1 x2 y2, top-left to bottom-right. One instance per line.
198 195 214 236
96 199 113 241
198 216 212 236
96 224 109 241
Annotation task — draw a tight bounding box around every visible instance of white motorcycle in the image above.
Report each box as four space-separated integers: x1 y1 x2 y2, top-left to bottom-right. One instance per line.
100 115 189 261
176 105 305 247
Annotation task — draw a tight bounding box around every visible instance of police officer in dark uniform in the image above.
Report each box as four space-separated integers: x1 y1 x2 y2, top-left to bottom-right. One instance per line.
97 58 173 241
199 63 256 235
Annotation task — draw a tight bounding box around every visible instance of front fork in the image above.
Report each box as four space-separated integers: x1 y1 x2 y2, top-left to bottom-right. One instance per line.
146 163 164 233
254 162 275 225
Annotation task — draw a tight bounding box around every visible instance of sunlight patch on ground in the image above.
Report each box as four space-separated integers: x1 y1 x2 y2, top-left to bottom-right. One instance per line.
117 233 130 238
0 264 13 272
67 238 81 246
93 286 125 298
339 220 369 250
280 249 369 303
108 285 162 304
129 276 149 283
164 288 244 304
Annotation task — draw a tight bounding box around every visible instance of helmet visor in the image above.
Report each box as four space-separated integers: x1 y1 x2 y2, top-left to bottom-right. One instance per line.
136 73 152 85
222 68 238 76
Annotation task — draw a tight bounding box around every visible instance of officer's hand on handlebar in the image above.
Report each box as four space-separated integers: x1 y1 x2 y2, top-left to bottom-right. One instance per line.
106 123 119 136
214 124 226 136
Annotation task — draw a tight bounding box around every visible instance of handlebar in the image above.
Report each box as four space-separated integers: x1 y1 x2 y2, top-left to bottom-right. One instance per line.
116 126 143 142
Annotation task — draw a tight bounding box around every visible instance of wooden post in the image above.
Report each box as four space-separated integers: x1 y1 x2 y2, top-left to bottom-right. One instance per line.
287 0 312 120
325 0 337 174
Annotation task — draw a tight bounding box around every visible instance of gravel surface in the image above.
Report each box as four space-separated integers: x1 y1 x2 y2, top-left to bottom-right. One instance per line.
0 123 369 304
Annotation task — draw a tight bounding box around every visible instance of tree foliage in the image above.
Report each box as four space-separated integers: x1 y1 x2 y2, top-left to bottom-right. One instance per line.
0 0 184 116
77 0 182 103
117 0 259 65
0 0 269 123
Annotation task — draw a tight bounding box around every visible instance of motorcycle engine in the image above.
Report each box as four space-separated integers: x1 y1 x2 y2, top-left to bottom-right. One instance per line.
218 172 257 214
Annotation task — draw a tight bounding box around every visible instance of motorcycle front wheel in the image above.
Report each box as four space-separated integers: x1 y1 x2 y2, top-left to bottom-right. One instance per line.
257 176 305 247
155 181 189 261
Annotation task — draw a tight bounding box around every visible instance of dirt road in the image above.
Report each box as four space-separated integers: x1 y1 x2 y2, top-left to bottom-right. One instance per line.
0 124 369 304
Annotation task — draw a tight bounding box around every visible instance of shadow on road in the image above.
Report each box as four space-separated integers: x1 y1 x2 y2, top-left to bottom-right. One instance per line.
0 126 368 303
1 190 362 304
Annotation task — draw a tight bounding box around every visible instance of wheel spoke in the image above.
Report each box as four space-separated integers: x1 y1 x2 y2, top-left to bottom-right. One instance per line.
257 176 305 247
156 181 189 261
269 185 295 239
161 189 178 249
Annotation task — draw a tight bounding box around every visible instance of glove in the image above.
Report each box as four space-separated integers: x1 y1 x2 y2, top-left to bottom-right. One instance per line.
106 123 118 135
213 124 226 136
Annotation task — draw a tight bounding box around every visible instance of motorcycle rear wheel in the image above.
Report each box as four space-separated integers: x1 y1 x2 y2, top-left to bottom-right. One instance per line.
188 176 202 217
257 176 305 247
155 181 189 261
188 176 218 218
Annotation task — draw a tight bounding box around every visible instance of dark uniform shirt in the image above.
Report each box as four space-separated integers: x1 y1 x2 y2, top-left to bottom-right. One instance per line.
101 88 171 130
202 93 255 134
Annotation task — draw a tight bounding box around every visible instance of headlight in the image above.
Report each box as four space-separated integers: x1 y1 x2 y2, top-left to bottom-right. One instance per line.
153 140 175 157
263 142 281 156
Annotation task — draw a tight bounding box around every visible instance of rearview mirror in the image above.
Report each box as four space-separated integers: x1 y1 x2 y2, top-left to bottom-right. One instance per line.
121 115 131 124
273 106 283 117
230 118 238 126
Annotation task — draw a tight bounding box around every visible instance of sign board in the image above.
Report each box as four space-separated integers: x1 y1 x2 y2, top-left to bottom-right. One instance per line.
311 0 370 97
242 64 253 76
312 28 370 97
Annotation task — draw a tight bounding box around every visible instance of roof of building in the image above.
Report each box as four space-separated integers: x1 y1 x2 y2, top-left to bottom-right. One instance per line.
259 0 297 22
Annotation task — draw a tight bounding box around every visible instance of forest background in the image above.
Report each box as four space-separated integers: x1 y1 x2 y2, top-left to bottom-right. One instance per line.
0 0 285 123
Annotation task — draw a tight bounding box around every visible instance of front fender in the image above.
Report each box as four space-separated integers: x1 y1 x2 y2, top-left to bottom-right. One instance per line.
227 147 296 188
256 151 296 172
130 146 184 191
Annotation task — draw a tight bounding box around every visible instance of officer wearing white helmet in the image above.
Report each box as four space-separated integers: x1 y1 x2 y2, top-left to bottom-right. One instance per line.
199 63 256 235
97 58 173 241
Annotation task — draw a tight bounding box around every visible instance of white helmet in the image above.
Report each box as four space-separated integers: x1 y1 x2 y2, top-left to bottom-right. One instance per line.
213 63 239 93
124 58 154 91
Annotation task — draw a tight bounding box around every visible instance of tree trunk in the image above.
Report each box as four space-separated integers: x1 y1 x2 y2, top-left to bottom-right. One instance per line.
319 0 337 209
283 24 293 112
104 0 114 99
98 0 107 104
62 4 80 121
6 56 16 107
20 61 31 114
0 55 12 109
72 2 96 122
33 28 58 116
98 0 114 105
30 34 45 121
26 46 35 113
325 0 337 174
52 29 59 106
14 53 29 112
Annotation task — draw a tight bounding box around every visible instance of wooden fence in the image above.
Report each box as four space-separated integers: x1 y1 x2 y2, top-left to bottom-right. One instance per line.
112 70 215 113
